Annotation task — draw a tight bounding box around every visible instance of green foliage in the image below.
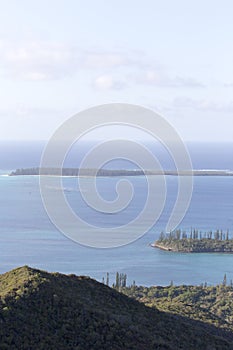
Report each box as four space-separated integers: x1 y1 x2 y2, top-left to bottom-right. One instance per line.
9 167 147 177
1 266 233 349
154 229 233 252
122 281 233 333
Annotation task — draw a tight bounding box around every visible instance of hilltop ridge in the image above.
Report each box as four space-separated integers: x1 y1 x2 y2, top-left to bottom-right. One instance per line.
0 266 233 349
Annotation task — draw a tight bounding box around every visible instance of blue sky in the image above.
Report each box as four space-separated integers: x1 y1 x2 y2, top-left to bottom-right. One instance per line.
0 0 233 141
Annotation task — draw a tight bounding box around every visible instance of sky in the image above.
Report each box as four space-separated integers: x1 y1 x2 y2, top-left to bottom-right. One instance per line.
0 0 233 141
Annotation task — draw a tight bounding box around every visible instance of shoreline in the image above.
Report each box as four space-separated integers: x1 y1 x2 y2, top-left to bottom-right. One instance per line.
8 167 233 177
152 242 233 254
151 243 174 251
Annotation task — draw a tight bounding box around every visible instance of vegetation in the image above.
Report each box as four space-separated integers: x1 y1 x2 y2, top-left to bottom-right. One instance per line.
103 271 127 290
1 266 233 349
153 229 233 252
9 167 146 177
122 277 233 334
9 167 233 177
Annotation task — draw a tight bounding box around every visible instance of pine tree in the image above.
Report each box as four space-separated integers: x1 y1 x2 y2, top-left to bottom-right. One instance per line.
159 231 165 241
222 273 227 287
123 274 127 287
106 272 109 287
115 272 120 290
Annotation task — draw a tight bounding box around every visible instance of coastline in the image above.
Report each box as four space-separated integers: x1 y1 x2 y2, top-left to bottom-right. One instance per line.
152 241 233 253
8 167 233 177
151 243 174 251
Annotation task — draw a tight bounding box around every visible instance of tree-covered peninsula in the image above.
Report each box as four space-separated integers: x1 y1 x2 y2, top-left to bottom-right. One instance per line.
152 229 233 253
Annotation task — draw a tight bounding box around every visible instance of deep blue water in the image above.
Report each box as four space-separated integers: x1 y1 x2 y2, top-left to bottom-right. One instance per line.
1 141 233 286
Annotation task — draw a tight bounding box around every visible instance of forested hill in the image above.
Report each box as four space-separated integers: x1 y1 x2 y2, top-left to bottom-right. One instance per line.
0 266 233 349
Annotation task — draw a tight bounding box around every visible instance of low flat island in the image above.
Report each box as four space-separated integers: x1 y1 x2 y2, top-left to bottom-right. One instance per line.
9 167 233 177
152 229 233 253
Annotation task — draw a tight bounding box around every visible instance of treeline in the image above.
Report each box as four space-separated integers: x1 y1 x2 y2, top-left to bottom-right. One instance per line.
106 272 233 291
158 228 231 242
122 272 233 333
1 266 232 349
102 272 137 291
9 167 146 177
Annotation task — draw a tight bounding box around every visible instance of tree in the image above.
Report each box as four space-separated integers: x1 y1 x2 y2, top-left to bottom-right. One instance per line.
176 230 181 240
122 273 127 287
132 280 136 290
159 232 165 241
115 272 120 290
222 273 227 287
106 272 109 287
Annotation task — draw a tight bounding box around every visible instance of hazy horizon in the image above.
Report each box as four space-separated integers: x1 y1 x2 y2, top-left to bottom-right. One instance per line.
1 140 233 171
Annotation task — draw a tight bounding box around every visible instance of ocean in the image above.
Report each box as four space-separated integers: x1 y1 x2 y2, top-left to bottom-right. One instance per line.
1 141 233 286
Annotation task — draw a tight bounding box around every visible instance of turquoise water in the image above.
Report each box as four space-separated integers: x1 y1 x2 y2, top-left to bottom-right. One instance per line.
1 173 233 286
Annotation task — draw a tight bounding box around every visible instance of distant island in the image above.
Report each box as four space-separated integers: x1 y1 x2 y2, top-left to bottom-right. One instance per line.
9 167 233 177
9 167 148 177
152 229 233 253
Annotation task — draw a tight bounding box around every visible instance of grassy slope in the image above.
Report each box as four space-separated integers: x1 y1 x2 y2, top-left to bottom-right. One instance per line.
0 266 233 350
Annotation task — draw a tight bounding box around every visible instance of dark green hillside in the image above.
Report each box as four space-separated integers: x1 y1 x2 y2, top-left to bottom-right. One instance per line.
123 283 233 332
0 266 233 350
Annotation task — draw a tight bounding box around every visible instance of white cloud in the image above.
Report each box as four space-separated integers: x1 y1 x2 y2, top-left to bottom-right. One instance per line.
0 41 78 80
0 41 139 81
170 76 204 88
0 40 207 90
224 82 233 88
132 70 204 88
83 52 129 69
94 74 126 90
94 75 113 89
172 97 233 113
